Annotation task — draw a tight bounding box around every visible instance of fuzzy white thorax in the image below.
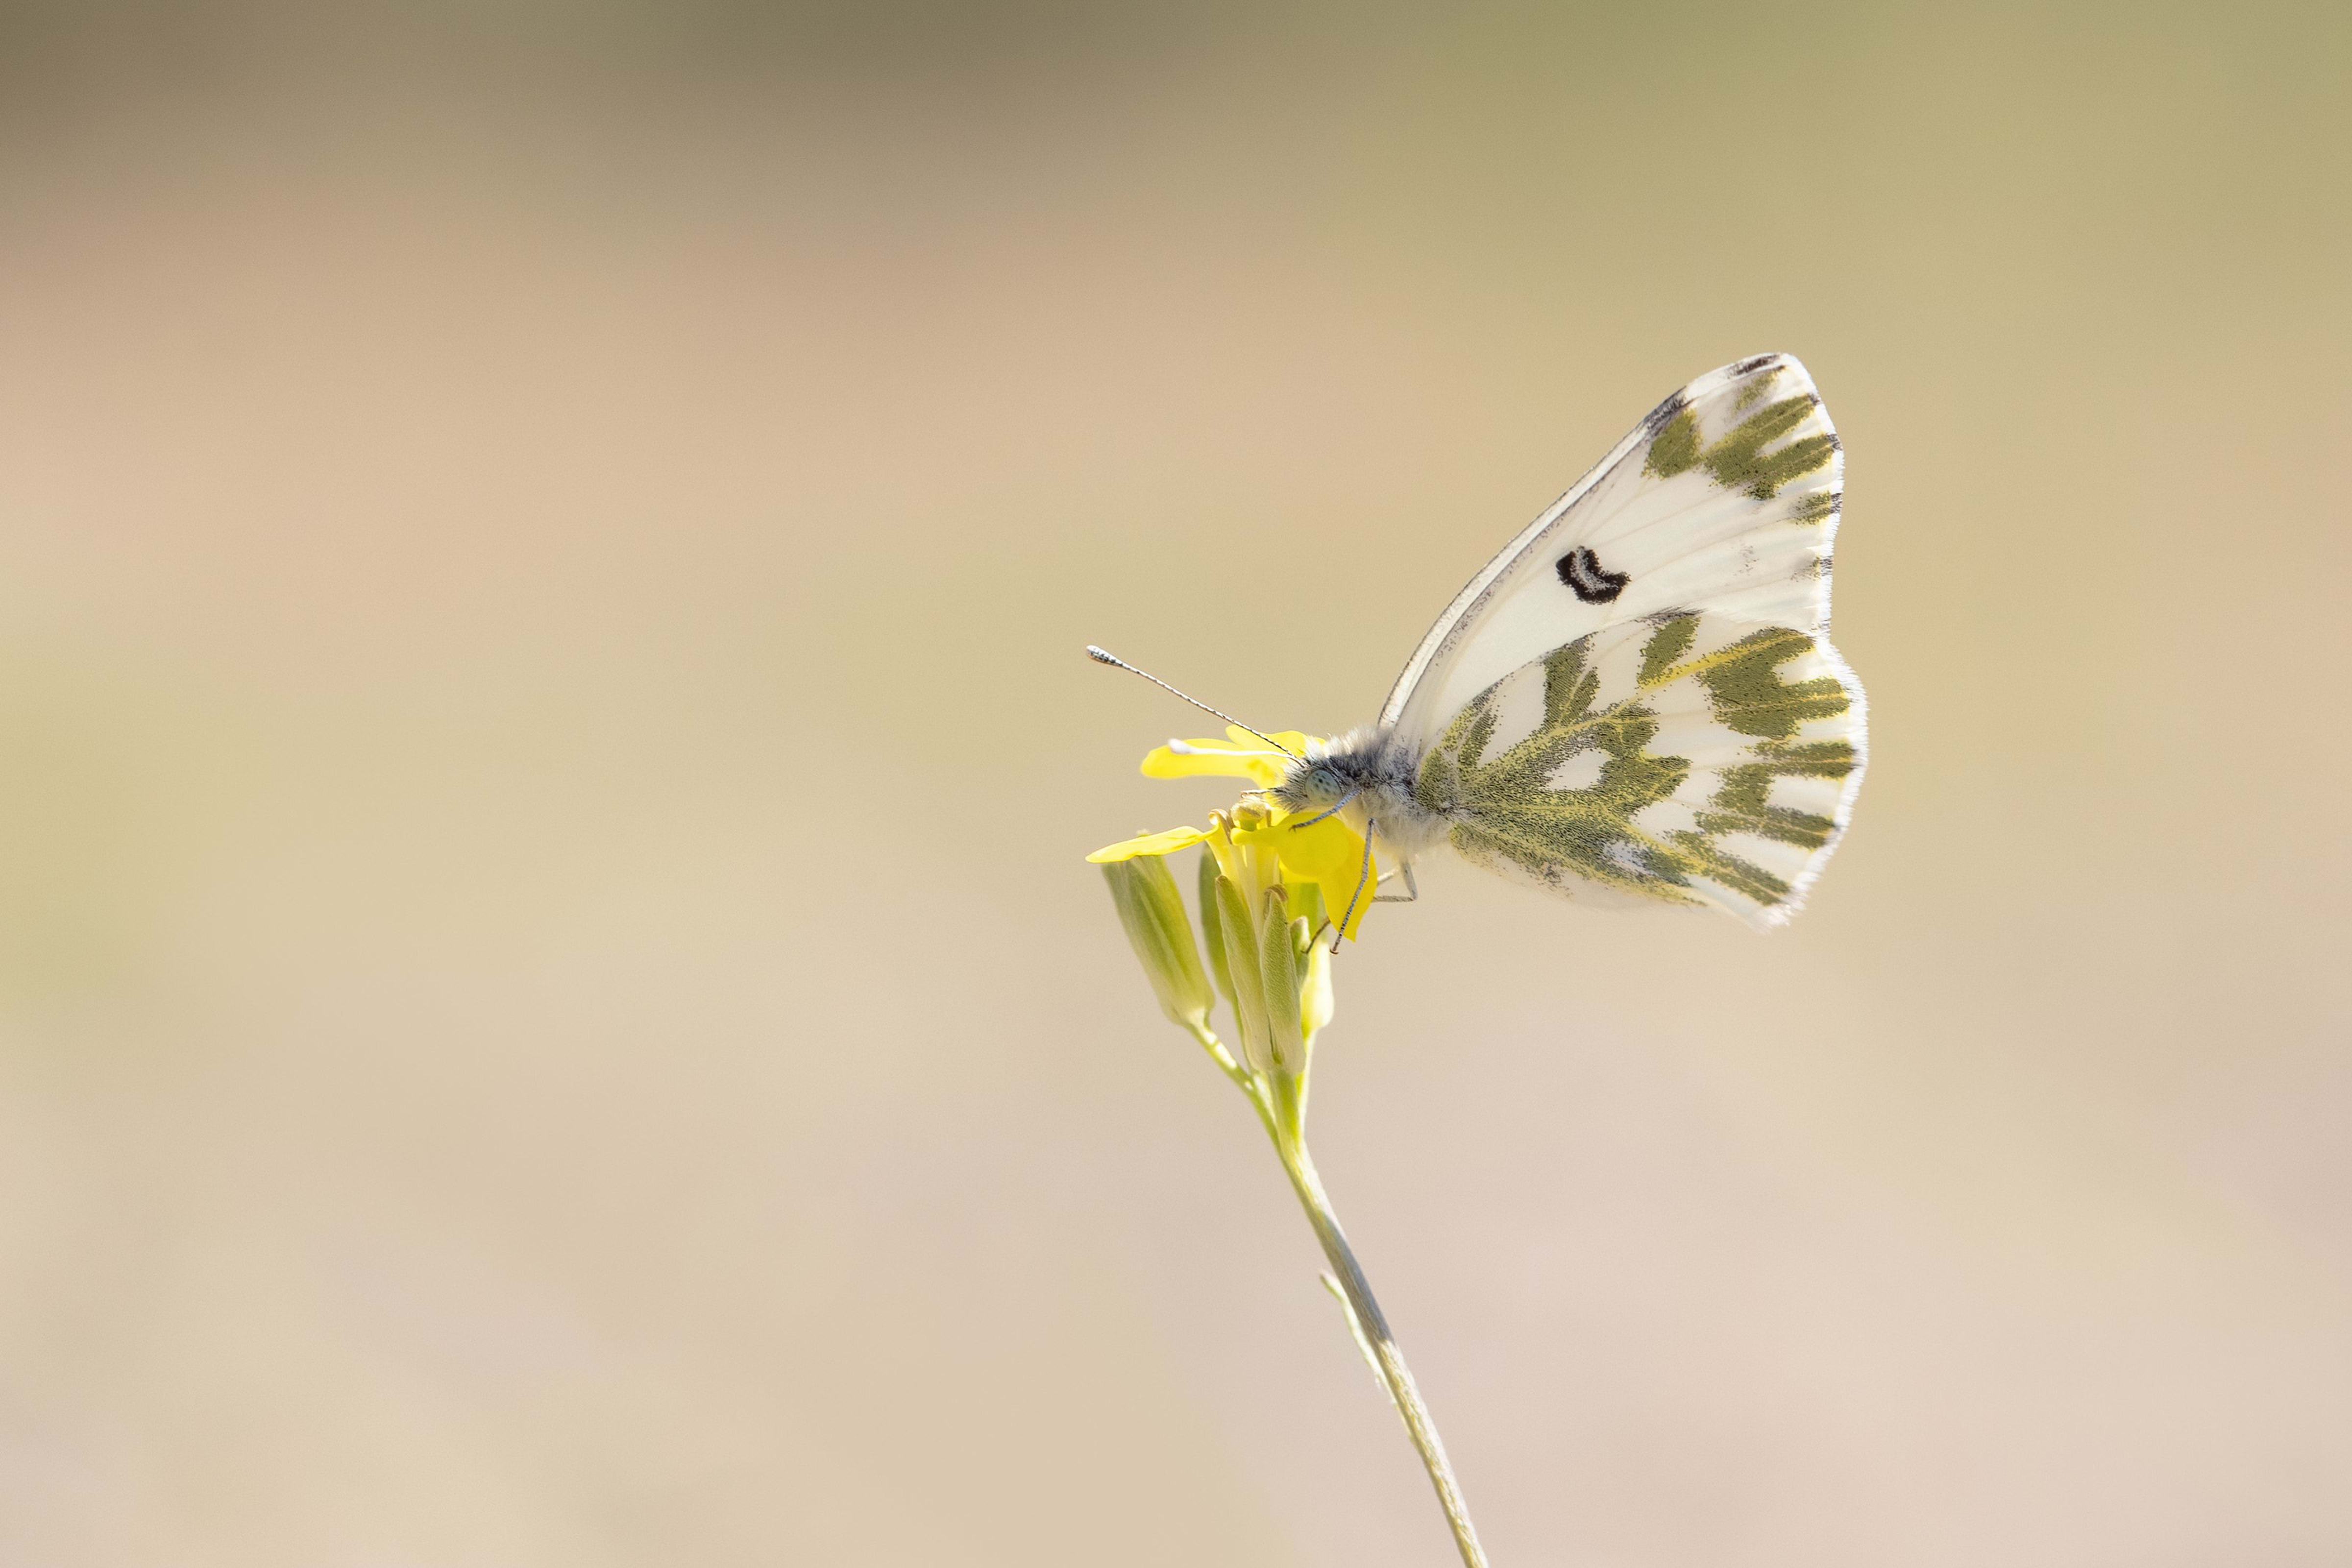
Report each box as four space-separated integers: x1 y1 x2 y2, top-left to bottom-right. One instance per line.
1273 725 1450 863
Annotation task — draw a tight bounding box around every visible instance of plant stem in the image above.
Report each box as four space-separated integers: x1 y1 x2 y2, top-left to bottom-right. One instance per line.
1188 1025 1491 1564
1269 1099 1491 1568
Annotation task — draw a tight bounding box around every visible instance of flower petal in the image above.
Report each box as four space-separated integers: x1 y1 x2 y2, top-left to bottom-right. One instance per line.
1138 727 1317 788
1225 810 1377 941
1139 738 1278 781
1229 725 1317 757
1086 824 1212 863
1269 813 1378 941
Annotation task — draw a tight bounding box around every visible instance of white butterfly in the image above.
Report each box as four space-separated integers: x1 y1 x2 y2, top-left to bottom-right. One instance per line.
1269 353 1867 930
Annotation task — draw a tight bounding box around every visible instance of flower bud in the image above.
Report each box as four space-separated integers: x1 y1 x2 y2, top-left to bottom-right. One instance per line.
1100 856 1213 1034
1288 877 1327 938
1258 885 1304 1075
1198 847 1237 1011
1212 871 1275 1076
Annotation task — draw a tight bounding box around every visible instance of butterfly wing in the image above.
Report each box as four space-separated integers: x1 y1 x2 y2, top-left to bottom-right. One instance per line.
1381 354 1844 749
1409 611 1865 929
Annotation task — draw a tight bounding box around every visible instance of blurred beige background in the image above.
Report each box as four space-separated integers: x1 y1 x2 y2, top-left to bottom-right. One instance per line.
2 2 2347 1564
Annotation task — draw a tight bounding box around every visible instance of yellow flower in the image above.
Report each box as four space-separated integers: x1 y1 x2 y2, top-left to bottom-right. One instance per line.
1086 727 1377 943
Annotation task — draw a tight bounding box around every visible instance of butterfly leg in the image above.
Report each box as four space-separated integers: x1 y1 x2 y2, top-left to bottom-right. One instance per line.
1372 859 1420 903
1332 819 1378 946
1289 788 1359 829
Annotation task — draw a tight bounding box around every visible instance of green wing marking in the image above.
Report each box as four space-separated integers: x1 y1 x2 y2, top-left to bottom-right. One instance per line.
1414 615 1861 919
1644 393 1838 501
1673 624 1856 740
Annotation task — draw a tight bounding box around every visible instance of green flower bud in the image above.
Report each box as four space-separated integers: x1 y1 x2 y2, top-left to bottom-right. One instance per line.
1291 878 1329 942
1259 886 1304 1075
1212 871 1274 1076
1100 856 1213 1034
1198 846 1237 1013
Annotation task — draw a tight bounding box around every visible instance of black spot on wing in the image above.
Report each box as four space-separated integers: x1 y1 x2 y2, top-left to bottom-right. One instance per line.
1730 353 1783 376
1558 546 1630 603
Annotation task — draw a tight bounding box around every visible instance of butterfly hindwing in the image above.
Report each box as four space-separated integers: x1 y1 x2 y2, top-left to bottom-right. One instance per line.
1407 611 1865 928
1381 354 1844 750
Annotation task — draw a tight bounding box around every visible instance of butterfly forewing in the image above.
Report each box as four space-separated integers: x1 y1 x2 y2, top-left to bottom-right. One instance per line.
1381 354 1843 749
1409 611 1865 929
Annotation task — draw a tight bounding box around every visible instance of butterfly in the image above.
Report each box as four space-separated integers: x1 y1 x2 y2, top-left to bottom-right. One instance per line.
1097 353 1866 932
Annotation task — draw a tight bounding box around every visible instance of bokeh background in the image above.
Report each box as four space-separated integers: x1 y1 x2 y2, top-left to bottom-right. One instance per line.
3 3 2347 1563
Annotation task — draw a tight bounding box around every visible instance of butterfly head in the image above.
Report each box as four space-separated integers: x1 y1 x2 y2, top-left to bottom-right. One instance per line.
1266 727 1412 820
1269 758 1348 815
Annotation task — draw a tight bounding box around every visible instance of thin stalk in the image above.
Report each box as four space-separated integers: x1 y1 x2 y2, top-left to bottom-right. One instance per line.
1268 1079 1491 1568
1183 1020 1254 1092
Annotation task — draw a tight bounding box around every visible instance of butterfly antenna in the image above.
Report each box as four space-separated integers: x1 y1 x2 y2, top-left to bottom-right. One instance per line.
1084 646 1301 758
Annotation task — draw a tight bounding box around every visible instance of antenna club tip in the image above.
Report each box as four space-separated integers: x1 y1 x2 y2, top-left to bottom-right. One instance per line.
1084 645 1119 665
